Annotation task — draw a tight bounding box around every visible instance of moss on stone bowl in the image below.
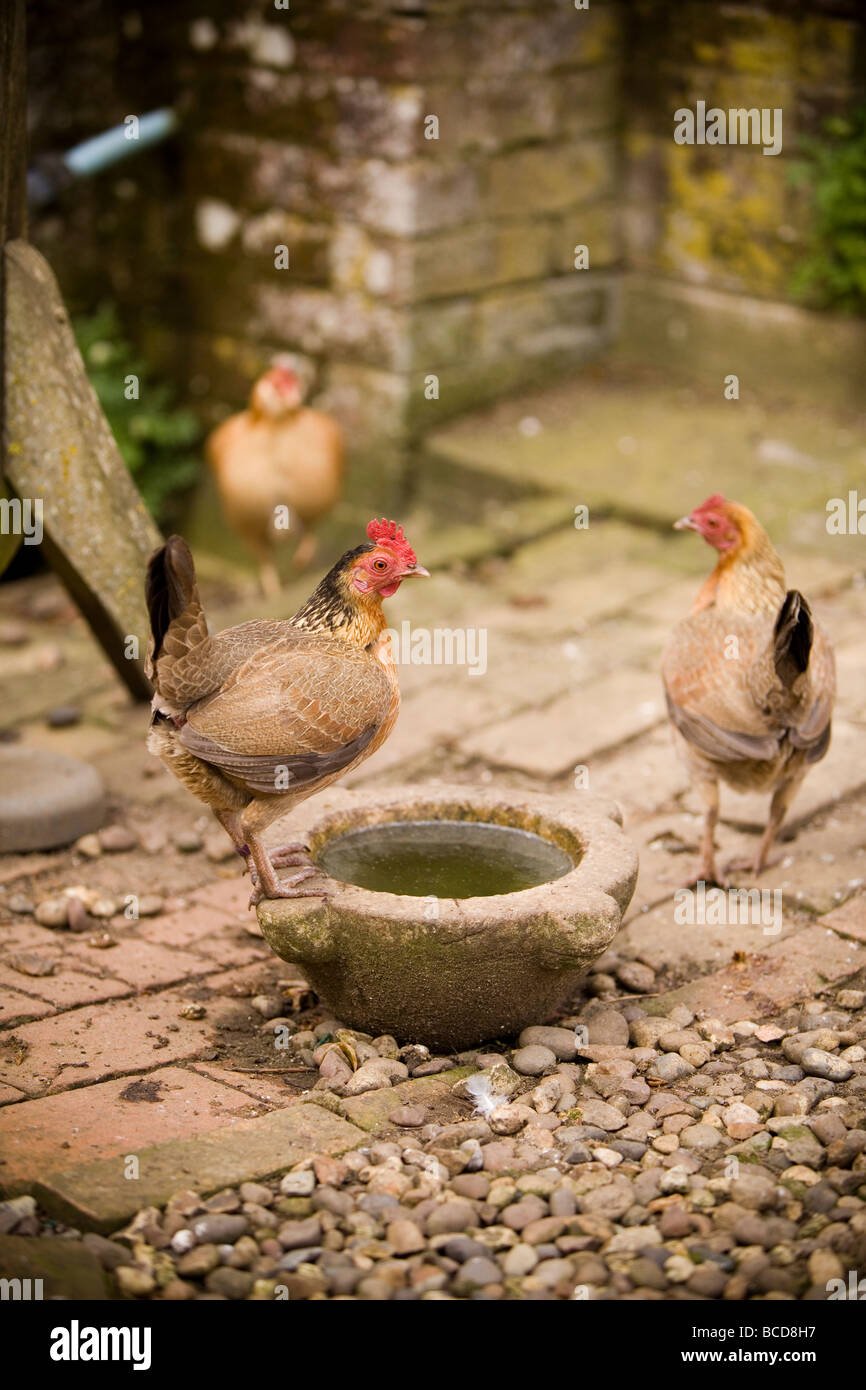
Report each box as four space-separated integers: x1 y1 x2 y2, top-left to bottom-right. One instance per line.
256 785 638 1051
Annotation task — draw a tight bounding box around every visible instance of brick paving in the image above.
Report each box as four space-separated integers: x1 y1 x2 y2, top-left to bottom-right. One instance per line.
1 373 865 1233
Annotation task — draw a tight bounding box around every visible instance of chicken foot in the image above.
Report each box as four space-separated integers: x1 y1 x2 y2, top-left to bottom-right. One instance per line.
247 833 326 905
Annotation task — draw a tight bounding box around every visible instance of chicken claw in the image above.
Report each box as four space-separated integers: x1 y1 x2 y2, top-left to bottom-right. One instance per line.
267 842 312 868
248 865 330 907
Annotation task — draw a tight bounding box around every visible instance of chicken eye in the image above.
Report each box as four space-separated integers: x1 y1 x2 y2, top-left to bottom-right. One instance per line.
373 558 388 571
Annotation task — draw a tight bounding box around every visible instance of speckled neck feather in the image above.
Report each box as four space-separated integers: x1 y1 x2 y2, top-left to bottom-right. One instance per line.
291 544 387 647
695 507 787 616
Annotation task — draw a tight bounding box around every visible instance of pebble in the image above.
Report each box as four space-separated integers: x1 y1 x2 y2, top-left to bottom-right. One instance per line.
647 1054 695 1083
389 1105 426 1127
46 704 81 728
615 961 655 993
98 825 138 853
800 1048 854 1082
517 1026 580 1060
7 893 34 914
754 1024 786 1043
74 833 102 858
386 1219 425 1254
344 1058 408 1095
252 994 285 1019
585 1009 630 1046
205 1267 253 1299
724 1102 761 1139
191 1214 248 1244
511 1044 556 1076
115 1266 156 1297
137 895 165 918
280 1171 315 1198
180 1003 207 1020
451 1256 502 1292
34 896 69 927
576 1099 627 1132
175 830 204 853
426 1199 478 1236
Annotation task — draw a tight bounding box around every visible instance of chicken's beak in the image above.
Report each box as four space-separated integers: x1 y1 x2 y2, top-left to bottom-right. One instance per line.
673 515 699 532
402 563 430 578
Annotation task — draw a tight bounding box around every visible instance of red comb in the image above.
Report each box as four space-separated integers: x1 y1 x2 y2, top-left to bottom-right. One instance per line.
366 517 417 566
694 494 726 513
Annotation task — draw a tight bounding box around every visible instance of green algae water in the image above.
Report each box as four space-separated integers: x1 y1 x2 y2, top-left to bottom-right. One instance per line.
315 820 573 898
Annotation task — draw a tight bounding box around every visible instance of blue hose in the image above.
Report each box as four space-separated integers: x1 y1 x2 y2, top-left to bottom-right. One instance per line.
28 108 179 209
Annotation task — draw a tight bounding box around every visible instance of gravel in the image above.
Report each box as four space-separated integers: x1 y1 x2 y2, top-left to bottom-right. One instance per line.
6 981 866 1302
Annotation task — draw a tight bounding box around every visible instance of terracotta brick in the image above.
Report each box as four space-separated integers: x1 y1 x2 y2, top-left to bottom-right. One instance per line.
136 904 268 967
0 961 128 1012
654 926 866 1023
190 878 251 916
0 985 54 1026
64 936 216 991
132 903 236 951
820 894 866 944
0 922 64 951
190 1062 298 1108
35 1104 365 1231
1 992 213 1096
0 1066 270 1187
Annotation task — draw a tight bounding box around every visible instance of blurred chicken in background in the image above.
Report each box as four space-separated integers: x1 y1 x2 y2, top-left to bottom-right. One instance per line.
205 361 344 596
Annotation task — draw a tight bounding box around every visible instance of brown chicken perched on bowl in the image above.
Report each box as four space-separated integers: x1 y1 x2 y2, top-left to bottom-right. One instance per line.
663 495 835 886
144 519 428 904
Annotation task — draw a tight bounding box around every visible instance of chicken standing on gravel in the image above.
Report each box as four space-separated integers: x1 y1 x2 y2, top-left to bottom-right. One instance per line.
662 495 835 886
145 519 428 904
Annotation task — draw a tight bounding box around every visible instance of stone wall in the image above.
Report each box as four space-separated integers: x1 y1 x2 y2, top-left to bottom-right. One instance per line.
24 0 866 510
27 0 623 508
622 0 863 300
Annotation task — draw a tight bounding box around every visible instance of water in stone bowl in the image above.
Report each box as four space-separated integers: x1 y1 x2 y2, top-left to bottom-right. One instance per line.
315 819 573 898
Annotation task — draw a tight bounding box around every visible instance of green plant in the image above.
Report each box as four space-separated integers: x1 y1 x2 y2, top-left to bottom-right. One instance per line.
73 305 202 521
788 109 866 314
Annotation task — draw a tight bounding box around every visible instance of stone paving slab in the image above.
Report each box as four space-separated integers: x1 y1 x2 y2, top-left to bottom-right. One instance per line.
821 893 866 944
0 992 215 1097
647 922 866 1021
618 895 806 979
0 1067 270 1190
459 666 664 777
0 1233 109 1299
32 1104 366 1232
423 368 866 563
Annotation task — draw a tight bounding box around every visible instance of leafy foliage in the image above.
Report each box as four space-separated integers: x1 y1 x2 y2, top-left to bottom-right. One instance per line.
73 305 201 521
788 110 866 314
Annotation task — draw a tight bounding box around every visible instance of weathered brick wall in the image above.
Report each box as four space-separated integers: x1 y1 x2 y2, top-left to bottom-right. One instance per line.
24 0 864 505
622 0 864 299
26 0 623 503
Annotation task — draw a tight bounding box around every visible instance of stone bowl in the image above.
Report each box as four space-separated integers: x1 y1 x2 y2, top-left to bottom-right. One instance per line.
256 785 638 1051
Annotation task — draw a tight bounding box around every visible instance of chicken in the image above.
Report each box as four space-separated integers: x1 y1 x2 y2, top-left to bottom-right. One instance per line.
662 495 835 885
205 362 343 596
145 518 428 904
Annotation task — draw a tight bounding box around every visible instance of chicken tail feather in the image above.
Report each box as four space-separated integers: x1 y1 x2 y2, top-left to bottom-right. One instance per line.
144 535 207 690
773 588 813 689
